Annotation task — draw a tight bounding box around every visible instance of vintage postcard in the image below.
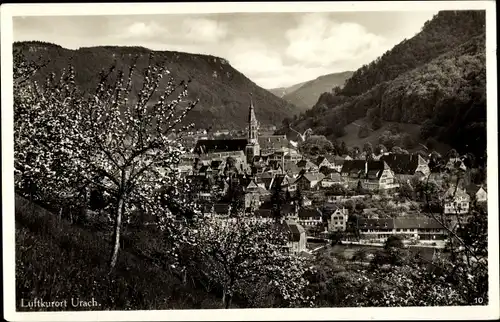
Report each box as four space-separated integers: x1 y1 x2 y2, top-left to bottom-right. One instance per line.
1 1 498 321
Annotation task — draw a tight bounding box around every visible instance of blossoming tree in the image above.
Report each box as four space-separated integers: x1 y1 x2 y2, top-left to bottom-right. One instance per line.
174 216 315 308
14 51 199 270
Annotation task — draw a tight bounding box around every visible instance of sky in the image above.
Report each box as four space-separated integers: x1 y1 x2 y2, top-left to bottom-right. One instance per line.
13 11 438 89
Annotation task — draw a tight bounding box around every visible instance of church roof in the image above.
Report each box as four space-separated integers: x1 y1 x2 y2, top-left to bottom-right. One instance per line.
194 139 248 154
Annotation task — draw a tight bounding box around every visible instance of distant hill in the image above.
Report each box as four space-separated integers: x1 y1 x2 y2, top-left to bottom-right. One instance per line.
281 71 354 111
285 10 486 164
268 81 307 98
14 41 300 130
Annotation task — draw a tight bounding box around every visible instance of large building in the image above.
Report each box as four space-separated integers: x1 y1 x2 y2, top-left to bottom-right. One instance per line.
193 96 296 166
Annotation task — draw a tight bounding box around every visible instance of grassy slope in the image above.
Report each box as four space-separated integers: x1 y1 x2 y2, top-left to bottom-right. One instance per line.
15 195 227 311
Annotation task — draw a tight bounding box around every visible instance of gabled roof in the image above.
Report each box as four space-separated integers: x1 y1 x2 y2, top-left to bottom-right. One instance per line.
283 220 306 242
380 153 427 175
260 171 274 179
315 156 331 167
301 172 326 182
246 180 259 190
444 186 471 201
322 203 345 215
298 207 322 219
341 160 389 179
282 203 297 214
319 166 336 176
340 160 366 173
393 217 443 229
270 174 283 189
283 161 301 175
329 172 343 182
358 218 395 229
297 159 318 169
257 186 270 195
464 184 486 196
194 139 248 154
258 135 290 152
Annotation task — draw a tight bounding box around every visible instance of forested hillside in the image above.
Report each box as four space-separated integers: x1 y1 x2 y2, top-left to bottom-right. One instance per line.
286 10 486 164
14 41 300 130
340 10 486 97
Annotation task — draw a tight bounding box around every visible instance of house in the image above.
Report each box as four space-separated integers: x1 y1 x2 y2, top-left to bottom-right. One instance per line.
324 205 349 232
269 174 289 191
258 135 290 155
302 196 312 207
380 153 430 183
465 184 487 203
281 220 307 255
358 218 395 239
319 166 337 177
331 156 347 172
358 217 448 240
476 186 487 203
340 160 399 191
294 172 326 191
393 217 448 240
320 172 347 188
314 155 337 169
296 159 319 173
258 171 275 190
443 186 471 214
244 180 262 210
283 203 300 220
283 160 302 178
297 207 323 227
252 209 275 223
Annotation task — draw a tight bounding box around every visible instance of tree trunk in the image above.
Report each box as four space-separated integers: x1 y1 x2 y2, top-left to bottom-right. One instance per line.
225 294 232 309
109 196 124 272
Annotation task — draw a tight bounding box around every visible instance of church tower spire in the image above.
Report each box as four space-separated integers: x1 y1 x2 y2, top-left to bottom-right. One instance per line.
246 93 260 164
248 94 258 143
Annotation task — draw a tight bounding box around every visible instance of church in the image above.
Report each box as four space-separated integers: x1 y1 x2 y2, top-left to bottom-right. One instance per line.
193 97 296 167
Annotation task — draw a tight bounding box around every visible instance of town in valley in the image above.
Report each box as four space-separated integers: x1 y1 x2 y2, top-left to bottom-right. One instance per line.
10 7 491 313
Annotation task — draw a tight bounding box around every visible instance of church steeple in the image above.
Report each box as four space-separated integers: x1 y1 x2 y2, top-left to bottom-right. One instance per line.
248 94 258 143
246 93 260 163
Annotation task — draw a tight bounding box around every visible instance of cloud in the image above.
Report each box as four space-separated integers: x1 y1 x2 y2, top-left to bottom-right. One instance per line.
225 38 289 86
285 13 389 67
118 21 167 40
182 18 228 43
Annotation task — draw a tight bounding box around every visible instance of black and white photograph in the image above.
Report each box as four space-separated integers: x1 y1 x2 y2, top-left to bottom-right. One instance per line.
2 1 498 321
